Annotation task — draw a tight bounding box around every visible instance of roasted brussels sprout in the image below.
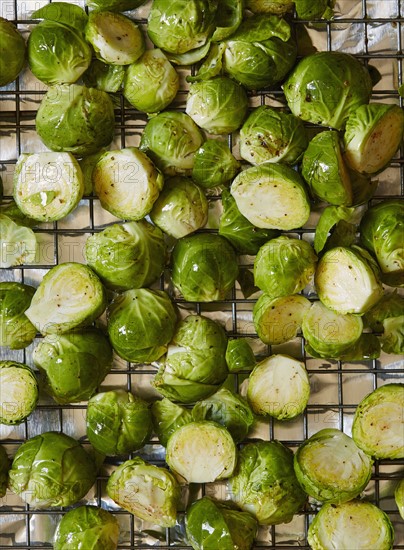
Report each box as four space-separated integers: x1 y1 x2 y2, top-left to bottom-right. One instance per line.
0 282 36 349
0 17 26 87
151 398 192 447
192 140 240 189
0 213 37 268
0 360 38 425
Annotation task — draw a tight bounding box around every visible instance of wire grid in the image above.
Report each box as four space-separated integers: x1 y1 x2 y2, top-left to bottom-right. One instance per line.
0 0 403 547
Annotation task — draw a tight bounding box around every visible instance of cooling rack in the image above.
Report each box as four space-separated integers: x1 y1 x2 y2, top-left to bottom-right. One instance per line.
0 0 403 547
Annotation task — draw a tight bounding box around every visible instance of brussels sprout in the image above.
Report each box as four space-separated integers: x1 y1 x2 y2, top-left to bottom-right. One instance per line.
334 333 381 362
0 17 26 87
86 390 152 456
151 398 192 447
32 3 88 31
365 291 404 355
254 236 317 298
302 301 364 359
0 282 37 349
186 77 248 135
395 479 404 520
230 164 311 230
86 0 147 10
295 0 335 19
344 103 404 175
9 431 97 508
107 288 177 363
152 314 228 403
147 0 218 55
294 428 373 503
229 440 307 525
13 152 84 222
106 457 180 527
0 214 37 268
253 293 311 345
171 233 239 302
359 199 404 287
166 420 237 482
212 0 243 42
83 59 125 93
240 106 308 166
245 0 294 14
0 199 38 228
314 246 384 315
380 315 404 355
0 361 38 425
36 84 115 156
313 206 357 255
84 220 166 291
166 41 212 66
308 500 394 550
53 505 119 550
150 177 208 239
185 496 258 550
93 147 164 220
284 52 373 130
225 338 256 373
192 387 254 443
25 263 106 335
27 20 91 85
352 383 404 459
33 328 112 404
123 48 179 114
140 111 205 176
192 140 240 188
301 130 353 206
0 444 10 498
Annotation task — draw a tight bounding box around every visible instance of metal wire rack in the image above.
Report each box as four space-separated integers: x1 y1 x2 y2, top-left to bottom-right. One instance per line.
0 0 403 547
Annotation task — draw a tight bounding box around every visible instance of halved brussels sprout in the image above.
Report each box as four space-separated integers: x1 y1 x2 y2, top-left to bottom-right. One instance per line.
0 214 37 268
166 420 237 483
0 282 36 349
352 383 404 459
0 361 38 425
53 505 119 550
84 220 166 291
83 59 125 93
0 17 26 87
395 479 404 520
9 432 97 508
230 164 311 230
14 152 84 222
106 457 180 527
192 140 240 189
0 444 9 497
225 338 256 373
151 398 192 447
294 428 373 503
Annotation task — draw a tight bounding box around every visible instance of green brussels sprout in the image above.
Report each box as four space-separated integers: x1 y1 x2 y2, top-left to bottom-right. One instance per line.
151 398 193 447
253 293 311 345
245 0 294 14
254 236 317 298
365 290 404 355
219 189 279 255
192 140 240 189
211 0 243 42
147 0 218 55
359 199 404 287
86 0 147 10
230 164 311 230
294 428 373 504
84 220 166 291
150 177 208 239
395 479 404 520
0 282 37 349
314 246 384 315
344 103 404 175
0 444 10 498
166 420 237 482
192 387 254 443
27 20 91 85
107 288 178 363
186 77 248 135
229 440 307 525
332 333 381 362
185 496 258 550
0 361 38 425
302 301 364 359
140 111 205 176
86 390 152 456
36 84 115 156
352 383 404 459
171 233 239 302
225 338 256 373
106 457 180 527
25 263 107 335
239 105 308 166
166 41 212 66
13 152 84 222
0 199 38 228
313 205 357 255
8 431 97 508
284 52 373 130
33 328 112 404
379 315 404 355
308 500 394 550
0 17 26 87
83 59 125 93
301 130 353 206
53 505 119 550
123 48 179 114
152 314 228 403
295 0 335 19
0 214 37 268
32 3 88 31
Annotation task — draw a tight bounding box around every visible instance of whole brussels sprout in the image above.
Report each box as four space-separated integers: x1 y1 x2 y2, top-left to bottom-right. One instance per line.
8 431 97 508
0 444 10 497
151 398 193 447
192 140 240 189
0 282 37 349
0 17 26 87
0 361 38 425
54 505 119 550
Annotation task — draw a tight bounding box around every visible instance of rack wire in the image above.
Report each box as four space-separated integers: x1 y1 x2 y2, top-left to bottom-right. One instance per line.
0 0 403 547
